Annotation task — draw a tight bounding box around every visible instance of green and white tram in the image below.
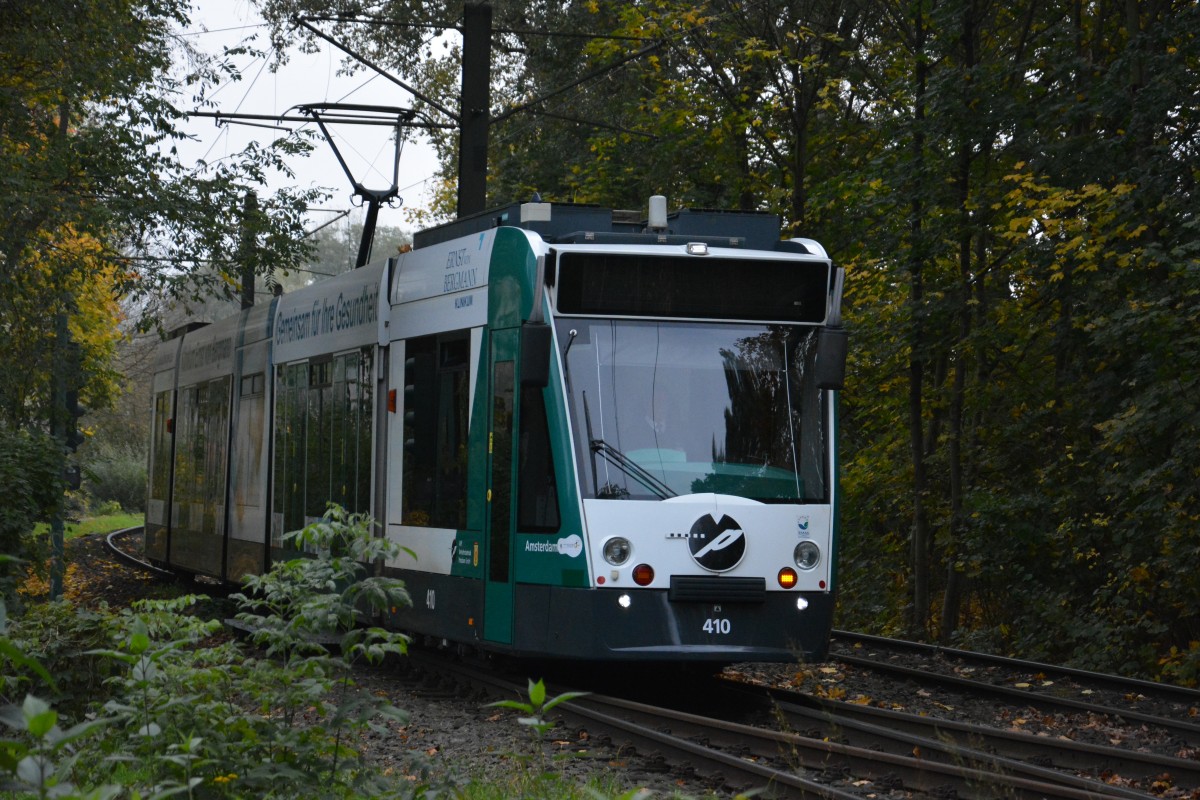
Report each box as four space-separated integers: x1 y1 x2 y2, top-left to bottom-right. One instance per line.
145 199 846 664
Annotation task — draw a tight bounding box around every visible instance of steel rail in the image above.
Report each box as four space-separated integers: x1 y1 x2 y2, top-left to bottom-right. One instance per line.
831 630 1200 705
103 526 174 577
757 683 1200 789
406 650 858 798
410 649 1143 799
830 651 1200 747
570 693 1143 800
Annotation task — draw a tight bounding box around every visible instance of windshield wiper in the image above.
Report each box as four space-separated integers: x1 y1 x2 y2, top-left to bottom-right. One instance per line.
582 388 675 499
589 438 676 499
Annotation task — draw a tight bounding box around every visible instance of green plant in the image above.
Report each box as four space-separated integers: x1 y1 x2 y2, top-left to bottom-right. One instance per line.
5 602 114 715
486 678 588 773
3 507 435 799
0 429 63 612
0 694 118 800
226 504 415 797
84 525 416 799
92 500 123 517
1 597 120 800
82 440 147 514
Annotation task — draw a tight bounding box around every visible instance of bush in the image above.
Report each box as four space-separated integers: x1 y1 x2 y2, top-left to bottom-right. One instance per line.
0 428 63 611
4 601 115 715
82 440 146 513
2 506 424 799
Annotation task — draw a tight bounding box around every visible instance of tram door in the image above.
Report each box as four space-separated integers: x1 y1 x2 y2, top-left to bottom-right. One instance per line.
483 329 518 644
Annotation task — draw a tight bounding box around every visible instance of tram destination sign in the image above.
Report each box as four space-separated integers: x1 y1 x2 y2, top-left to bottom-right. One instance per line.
554 252 831 323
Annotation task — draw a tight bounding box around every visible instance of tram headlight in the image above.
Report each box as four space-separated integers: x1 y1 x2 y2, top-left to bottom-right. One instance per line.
794 541 821 571
603 537 632 566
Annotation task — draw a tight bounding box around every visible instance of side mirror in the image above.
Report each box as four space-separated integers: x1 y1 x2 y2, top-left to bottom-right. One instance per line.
520 322 552 388
815 327 848 390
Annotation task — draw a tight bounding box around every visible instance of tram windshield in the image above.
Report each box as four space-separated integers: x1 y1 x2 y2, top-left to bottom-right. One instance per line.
557 320 827 503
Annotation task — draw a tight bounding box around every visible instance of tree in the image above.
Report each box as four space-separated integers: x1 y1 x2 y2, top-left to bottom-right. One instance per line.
0 0 330 595
1 0 322 429
836 0 1200 672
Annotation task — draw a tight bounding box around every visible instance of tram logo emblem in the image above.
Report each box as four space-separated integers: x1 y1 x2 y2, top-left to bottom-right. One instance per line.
523 534 583 558
688 514 746 572
557 534 583 558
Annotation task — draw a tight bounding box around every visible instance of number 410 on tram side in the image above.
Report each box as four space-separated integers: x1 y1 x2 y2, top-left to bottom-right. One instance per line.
144 198 848 664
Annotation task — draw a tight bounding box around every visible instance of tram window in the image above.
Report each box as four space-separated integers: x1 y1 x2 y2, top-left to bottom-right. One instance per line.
200 378 230 510
236 378 266 509
355 349 373 513
331 350 372 514
402 333 469 529
149 391 172 500
273 352 375 542
517 386 560 532
305 358 333 519
273 363 308 537
240 372 265 397
330 354 350 510
173 377 230 537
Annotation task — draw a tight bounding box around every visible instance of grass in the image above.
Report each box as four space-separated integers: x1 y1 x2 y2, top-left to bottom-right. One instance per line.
34 511 143 541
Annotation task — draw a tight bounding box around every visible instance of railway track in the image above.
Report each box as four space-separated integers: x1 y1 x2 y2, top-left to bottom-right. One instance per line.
103 525 172 576
422 648 1193 799
829 630 1200 748
831 630 1200 708
739 681 1198 797
104 530 1197 797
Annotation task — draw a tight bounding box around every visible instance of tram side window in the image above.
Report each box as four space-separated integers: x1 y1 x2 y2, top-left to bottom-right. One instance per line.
200 378 230 511
236 372 266 509
149 391 172 501
173 377 230 534
174 385 201 516
273 351 375 543
305 359 333 519
517 386 560 532
329 350 373 514
354 350 373 511
273 363 308 538
402 333 469 529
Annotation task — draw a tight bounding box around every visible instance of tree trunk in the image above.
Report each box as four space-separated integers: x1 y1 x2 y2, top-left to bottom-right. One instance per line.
908 7 931 639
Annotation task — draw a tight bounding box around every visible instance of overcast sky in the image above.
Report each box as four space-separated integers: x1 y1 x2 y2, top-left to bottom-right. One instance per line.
179 0 443 234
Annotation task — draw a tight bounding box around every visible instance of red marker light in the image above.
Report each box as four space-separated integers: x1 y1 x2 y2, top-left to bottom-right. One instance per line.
632 564 654 586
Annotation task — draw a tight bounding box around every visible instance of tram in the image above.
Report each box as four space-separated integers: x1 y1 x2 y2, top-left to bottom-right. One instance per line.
145 198 847 663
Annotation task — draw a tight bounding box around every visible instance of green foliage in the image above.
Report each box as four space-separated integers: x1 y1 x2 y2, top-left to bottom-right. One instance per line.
487 678 587 774
0 693 118 800
82 439 147 514
825 0 1200 679
222 504 414 797
4 602 114 715
0 507 429 798
1 0 322 433
0 428 63 611
234 504 413 666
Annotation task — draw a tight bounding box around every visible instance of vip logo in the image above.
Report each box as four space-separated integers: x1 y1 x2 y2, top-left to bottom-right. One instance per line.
687 514 746 572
